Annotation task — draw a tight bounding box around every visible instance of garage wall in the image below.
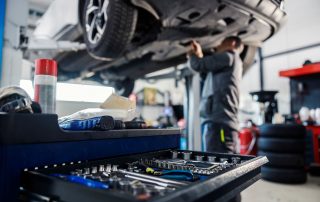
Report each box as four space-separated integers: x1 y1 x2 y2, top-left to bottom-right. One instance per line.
240 0 320 121
134 78 185 106
133 78 185 123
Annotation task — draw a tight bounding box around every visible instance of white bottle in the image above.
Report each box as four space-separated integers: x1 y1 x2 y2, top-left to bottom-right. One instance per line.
310 109 316 121
299 107 310 122
315 108 320 125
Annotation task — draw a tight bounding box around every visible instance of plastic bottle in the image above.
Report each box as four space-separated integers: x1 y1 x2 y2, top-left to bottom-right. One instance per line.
34 59 57 114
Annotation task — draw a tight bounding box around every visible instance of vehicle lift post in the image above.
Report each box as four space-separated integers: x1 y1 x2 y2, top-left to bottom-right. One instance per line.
185 72 202 151
0 0 6 85
0 0 27 87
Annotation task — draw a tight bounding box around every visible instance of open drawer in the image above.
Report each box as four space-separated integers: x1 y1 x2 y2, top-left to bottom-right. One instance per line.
20 150 268 202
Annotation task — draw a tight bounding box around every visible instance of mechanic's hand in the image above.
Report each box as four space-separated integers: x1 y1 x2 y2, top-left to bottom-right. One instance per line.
188 40 204 58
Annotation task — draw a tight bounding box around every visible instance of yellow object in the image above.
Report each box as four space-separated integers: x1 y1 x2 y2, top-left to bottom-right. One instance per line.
146 167 155 174
146 167 162 175
220 128 225 143
144 87 157 105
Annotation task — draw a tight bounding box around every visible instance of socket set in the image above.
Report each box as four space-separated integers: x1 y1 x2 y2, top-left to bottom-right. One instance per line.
141 151 242 175
20 150 267 202
58 163 187 200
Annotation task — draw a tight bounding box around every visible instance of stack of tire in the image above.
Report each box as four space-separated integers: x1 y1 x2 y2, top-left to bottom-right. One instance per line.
258 124 307 184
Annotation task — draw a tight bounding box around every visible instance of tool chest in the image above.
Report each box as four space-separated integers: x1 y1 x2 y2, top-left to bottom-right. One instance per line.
0 113 268 202
21 150 267 202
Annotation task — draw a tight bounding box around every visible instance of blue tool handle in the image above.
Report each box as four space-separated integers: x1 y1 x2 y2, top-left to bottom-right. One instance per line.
59 116 115 131
161 175 193 181
160 170 194 181
52 174 109 189
59 117 102 130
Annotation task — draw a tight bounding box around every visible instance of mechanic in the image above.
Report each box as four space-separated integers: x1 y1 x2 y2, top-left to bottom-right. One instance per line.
187 36 244 154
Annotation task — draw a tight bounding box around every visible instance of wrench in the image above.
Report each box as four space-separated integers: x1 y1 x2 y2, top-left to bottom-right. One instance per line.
118 170 188 186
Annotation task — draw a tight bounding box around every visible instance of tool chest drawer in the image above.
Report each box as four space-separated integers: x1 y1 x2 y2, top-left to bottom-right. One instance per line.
20 150 268 202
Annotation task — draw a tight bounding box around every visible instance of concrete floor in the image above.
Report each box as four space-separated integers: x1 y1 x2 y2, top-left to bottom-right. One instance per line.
242 176 320 202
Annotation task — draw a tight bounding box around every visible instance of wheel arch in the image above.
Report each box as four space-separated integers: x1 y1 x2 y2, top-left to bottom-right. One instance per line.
130 0 160 20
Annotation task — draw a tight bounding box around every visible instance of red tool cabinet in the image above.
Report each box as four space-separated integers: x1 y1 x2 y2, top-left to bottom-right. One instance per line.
280 63 320 164
306 126 320 164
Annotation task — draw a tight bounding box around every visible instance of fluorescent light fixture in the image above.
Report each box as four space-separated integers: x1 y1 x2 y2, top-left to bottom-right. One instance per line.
20 80 115 103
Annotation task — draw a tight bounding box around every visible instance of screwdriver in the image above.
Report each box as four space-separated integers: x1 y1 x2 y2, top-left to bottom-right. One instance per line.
98 118 147 130
60 115 146 131
51 174 109 189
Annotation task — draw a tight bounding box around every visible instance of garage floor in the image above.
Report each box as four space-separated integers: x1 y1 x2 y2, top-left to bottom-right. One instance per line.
242 175 320 202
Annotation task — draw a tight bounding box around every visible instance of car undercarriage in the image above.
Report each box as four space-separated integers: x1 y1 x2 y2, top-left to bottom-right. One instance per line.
30 0 286 95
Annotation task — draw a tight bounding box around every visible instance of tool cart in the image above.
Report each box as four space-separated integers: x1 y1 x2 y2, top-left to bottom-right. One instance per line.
0 113 268 202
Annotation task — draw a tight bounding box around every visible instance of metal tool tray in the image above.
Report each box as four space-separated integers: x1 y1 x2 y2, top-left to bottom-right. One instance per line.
21 150 268 202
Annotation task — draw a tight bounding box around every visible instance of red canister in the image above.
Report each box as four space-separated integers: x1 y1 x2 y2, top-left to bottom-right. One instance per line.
34 59 57 114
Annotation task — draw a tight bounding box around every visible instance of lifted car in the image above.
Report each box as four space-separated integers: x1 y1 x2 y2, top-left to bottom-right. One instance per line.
32 0 287 96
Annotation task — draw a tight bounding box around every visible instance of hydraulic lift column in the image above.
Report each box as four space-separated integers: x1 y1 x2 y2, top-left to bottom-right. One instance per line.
0 0 28 87
0 0 6 85
185 72 202 151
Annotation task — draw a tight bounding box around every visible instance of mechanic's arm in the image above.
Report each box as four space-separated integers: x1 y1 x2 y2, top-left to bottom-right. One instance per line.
187 40 232 73
189 53 232 73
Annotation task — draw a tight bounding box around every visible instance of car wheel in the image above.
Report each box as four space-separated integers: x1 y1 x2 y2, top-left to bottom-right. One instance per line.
258 137 305 153
83 0 138 59
258 151 304 168
260 124 306 138
261 167 307 184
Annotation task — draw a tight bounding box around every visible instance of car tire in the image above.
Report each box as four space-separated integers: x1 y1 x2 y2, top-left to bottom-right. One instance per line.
258 137 304 153
261 167 307 184
309 163 320 176
82 0 138 59
259 124 306 139
258 151 304 168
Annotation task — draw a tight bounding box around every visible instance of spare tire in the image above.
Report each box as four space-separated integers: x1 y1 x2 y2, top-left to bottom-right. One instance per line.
83 0 138 59
261 167 307 184
258 137 305 153
259 124 306 139
258 151 304 168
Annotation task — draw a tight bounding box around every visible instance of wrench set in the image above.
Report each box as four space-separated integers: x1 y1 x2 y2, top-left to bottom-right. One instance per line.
57 164 186 200
141 151 242 176
34 150 245 201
